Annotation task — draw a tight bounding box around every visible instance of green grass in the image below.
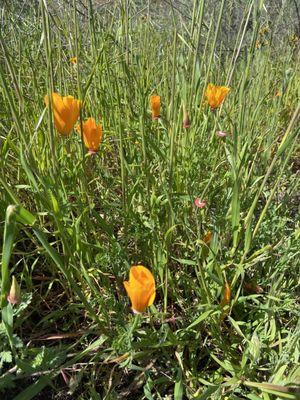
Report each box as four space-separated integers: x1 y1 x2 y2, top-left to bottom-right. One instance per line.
0 0 300 399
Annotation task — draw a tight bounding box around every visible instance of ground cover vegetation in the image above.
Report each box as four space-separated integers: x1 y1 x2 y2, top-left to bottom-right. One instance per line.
0 0 299 398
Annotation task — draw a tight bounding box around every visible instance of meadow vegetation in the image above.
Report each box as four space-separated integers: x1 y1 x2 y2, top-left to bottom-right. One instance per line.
0 0 299 398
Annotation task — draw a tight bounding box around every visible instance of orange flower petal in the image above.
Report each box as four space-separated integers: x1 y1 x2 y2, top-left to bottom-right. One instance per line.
205 84 230 109
150 95 161 119
44 92 81 135
79 117 103 152
124 265 156 313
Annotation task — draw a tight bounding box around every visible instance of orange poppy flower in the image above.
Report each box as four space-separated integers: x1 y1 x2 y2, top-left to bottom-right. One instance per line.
150 95 161 119
205 83 230 109
44 93 81 135
77 118 103 154
123 265 156 313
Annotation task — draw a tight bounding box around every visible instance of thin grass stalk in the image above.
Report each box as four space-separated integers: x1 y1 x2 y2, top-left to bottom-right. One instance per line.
0 207 16 308
0 63 27 149
163 29 179 315
140 102 150 199
244 103 300 235
72 0 90 201
189 0 205 111
199 0 226 107
40 0 56 176
230 3 263 255
225 1 254 87
72 0 83 153
0 35 24 112
189 19 212 152
230 104 300 289
88 0 97 56
189 0 198 42
252 106 300 239
168 29 178 226
115 81 127 214
32 227 106 330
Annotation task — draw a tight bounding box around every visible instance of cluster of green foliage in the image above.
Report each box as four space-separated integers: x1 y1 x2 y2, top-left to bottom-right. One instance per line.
0 0 299 399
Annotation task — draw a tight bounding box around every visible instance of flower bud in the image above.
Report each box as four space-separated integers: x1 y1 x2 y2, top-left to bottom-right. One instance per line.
220 281 231 308
194 198 206 208
183 109 191 129
216 130 227 137
203 231 212 244
7 276 21 305
150 95 161 120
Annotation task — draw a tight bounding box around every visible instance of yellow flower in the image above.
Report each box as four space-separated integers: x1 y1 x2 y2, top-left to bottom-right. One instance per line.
70 57 77 64
150 95 161 119
205 84 230 109
123 265 156 313
44 93 81 136
275 91 281 97
77 117 103 154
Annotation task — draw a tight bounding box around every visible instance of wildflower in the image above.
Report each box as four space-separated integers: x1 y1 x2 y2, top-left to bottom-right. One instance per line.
203 231 212 244
194 198 206 208
7 276 21 305
205 84 230 109
44 93 81 136
123 265 156 314
150 95 161 119
70 57 77 64
220 281 231 308
183 109 191 129
275 91 281 97
77 117 103 154
216 130 227 137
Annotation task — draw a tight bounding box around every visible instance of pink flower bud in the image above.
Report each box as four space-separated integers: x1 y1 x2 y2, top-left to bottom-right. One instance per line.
216 130 227 137
183 110 191 129
194 198 206 208
7 276 21 305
